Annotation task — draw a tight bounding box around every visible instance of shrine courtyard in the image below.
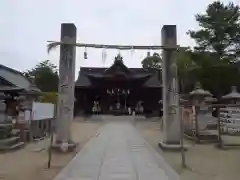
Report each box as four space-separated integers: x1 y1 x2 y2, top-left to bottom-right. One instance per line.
1 116 240 180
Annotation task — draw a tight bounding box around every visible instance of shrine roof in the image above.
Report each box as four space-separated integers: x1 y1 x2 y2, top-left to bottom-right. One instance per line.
0 64 41 93
75 67 162 88
0 86 24 92
75 54 162 88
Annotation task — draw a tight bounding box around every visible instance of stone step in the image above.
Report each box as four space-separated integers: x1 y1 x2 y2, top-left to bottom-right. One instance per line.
33 136 45 141
0 123 13 128
0 132 12 139
0 142 25 151
0 123 13 135
0 137 20 146
11 129 21 136
9 142 25 149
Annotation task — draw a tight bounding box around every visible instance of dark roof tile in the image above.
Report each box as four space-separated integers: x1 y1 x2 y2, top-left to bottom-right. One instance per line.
75 67 162 88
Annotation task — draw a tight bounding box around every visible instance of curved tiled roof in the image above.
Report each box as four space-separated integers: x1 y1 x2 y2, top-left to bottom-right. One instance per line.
0 64 41 93
75 67 162 88
75 55 162 88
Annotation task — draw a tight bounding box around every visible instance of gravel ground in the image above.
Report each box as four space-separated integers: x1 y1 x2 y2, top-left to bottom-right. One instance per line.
0 118 103 180
135 120 240 180
1 117 239 180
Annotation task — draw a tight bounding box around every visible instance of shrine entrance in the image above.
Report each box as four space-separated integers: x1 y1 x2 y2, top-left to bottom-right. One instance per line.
47 23 181 151
74 54 162 116
105 88 130 115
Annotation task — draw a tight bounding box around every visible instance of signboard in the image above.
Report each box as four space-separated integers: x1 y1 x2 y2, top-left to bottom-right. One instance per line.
220 107 240 134
32 102 54 121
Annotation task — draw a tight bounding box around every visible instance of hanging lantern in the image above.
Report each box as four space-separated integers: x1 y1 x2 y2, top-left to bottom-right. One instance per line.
84 47 88 59
147 51 151 57
102 48 107 64
130 46 134 56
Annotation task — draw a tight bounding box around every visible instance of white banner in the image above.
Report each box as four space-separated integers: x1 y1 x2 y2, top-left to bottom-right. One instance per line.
32 102 54 120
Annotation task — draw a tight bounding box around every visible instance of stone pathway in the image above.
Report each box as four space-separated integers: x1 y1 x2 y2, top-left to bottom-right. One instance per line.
54 118 180 180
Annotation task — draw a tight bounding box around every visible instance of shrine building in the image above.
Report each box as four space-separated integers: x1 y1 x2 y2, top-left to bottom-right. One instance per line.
74 54 162 116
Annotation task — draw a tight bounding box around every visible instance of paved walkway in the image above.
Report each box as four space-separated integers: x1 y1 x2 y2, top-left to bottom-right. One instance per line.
54 118 180 180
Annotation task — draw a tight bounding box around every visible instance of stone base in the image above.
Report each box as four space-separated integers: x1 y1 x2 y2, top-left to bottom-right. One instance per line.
134 115 145 121
215 143 240 150
89 115 103 121
51 141 77 153
158 142 188 152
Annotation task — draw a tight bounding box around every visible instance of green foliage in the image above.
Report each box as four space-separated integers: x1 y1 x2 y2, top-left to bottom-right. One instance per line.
39 92 58 104
194 64 240 97
188 1 240 62
23 60 59 92
175 49 197 93
141 53 162 69
176 48 196 72
181 1 240 96
184 50 240 96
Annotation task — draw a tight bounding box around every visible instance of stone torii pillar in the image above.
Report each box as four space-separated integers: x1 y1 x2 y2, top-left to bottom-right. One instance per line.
54 23 76 151
159 25 181 150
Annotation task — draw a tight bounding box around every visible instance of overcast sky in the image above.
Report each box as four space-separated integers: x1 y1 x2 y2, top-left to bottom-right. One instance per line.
0 0 239 78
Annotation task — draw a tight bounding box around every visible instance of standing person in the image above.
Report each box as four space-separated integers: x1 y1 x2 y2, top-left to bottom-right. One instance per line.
97 101 101 115
128 107 132 115
116 101 120 110
132 109 135 116
158 100 163 117
139 101 144 114
93 100 97 115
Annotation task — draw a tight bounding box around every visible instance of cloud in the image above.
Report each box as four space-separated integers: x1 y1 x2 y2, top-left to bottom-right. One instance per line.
0 0 239 79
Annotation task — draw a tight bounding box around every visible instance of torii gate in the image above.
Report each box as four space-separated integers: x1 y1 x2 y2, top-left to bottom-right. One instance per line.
50 23 181 151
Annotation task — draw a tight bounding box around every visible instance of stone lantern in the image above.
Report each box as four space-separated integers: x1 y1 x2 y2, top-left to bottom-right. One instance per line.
205 96 218 129
17 95 26 120
205 97 217 104
0 92 6 123
189 82 212 103
222 86 240 103
189 82 212 141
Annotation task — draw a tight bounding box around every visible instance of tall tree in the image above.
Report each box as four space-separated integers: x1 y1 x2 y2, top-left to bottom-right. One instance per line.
141 52 162 69
140 48 196 93
175 48 197 93
188 1 240 62
185 1 240 97
23 60 59 92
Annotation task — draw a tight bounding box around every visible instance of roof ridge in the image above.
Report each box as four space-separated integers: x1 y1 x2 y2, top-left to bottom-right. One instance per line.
0 64 24 76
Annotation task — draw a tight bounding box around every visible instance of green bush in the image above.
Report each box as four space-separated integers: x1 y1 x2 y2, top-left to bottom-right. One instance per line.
39 92 57 104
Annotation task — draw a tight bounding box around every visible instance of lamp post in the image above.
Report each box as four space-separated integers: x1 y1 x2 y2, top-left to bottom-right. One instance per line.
189 82 212 142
